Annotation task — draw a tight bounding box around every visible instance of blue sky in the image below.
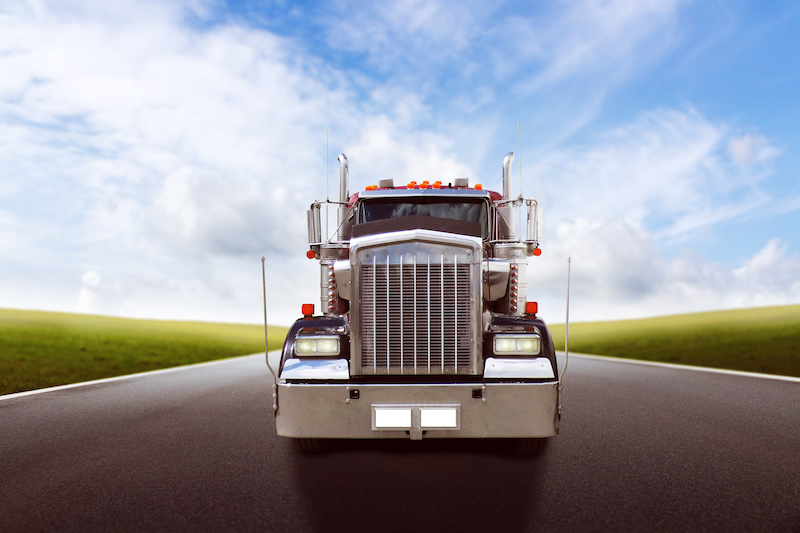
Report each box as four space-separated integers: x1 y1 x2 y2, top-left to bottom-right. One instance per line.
1 0 799 325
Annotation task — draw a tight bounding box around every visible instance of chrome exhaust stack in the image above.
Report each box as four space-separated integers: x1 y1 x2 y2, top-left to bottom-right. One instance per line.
502 152 514 200
337 153 349 241
498 152 515 238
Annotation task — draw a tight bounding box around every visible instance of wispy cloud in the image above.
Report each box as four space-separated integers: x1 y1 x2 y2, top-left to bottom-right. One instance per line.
533 107 779 242
523 0 682 92
321 0 497 69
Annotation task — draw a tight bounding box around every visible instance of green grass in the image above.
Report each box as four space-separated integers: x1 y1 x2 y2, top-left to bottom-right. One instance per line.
0 309 288 396
548 304 800 378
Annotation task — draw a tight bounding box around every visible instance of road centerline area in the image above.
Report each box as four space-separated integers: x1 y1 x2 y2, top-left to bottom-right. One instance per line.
1 352 798 532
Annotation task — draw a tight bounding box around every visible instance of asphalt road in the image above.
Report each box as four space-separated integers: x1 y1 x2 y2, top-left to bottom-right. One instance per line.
1 353 798 532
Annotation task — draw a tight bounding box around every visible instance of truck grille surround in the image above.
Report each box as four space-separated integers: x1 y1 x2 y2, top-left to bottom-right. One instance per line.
352 231 482 376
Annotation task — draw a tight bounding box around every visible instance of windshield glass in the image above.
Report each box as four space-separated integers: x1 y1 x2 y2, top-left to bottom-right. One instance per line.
358 198 488 238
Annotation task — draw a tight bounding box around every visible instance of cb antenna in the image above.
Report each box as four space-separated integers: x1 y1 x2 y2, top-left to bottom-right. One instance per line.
518 122 523 237
262 256 278 413
558 257 571 416
518 122 523 196
325 128 329 241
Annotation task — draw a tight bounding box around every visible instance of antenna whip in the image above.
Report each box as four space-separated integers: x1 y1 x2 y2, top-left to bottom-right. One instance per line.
262 256 278 413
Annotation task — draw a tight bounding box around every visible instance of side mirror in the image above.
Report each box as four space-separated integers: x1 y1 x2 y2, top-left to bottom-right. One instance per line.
307 203 322 244
525 199 540 244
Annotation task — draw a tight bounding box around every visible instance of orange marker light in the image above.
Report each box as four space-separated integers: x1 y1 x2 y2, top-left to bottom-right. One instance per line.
301 303 314 316
306 250 316 259
474 184 482 190
533 247 542 256
432 182 441 189
526 301 538 315
366 185 378 191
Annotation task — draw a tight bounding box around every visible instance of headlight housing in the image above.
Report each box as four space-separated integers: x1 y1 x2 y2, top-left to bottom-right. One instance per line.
294 335 340 357
493 334 541 355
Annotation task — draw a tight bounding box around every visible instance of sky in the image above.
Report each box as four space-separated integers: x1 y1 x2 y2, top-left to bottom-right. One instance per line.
1 0 799 326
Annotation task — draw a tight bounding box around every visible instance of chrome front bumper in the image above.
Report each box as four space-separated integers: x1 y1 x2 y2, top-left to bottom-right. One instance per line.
275 379 559 440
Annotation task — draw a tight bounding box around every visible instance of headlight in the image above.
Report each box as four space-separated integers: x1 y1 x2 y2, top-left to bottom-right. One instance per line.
493 334 541 355
294 335 340 356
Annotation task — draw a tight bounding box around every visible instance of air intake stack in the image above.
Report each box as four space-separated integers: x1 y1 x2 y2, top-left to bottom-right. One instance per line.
337 153 349 241
499 152 515 239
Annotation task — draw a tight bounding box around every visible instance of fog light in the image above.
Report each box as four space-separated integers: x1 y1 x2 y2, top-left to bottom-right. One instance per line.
494 337 517 353
517 337 540 353
294 335 340 356
493 334 541 355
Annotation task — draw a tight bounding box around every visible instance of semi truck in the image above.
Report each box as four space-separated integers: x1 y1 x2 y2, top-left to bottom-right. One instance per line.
268 152 562 456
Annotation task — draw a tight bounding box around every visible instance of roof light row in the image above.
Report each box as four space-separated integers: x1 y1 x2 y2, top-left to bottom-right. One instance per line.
364 180 482 191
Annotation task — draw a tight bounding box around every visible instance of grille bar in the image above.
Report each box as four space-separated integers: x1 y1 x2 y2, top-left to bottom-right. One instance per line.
454 254 458 371
440 254 444 374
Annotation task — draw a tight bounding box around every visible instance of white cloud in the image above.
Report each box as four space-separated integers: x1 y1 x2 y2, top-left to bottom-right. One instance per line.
529 220 800 323
733 239 800 301
531 108 779 244
343 117 473 186
727 133 781 167
75 270 131 315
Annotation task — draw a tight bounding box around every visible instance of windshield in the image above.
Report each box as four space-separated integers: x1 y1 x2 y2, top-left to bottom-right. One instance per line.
357 198 488 238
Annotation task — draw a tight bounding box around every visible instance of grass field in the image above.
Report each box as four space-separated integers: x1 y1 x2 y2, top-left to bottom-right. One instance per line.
0 309 288 396
548 304 800 378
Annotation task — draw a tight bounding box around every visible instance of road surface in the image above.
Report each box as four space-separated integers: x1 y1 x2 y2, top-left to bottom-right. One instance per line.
1 353 798 532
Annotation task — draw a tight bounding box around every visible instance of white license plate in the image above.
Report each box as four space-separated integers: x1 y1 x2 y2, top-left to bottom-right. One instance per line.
374 408 412 429
372 405 460 430
420 408 458 428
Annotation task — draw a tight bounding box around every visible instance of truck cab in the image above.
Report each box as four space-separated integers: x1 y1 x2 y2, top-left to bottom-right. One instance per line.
272 153 560 455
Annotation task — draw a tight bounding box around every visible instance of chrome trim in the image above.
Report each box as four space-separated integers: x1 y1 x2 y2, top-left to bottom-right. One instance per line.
276 381 559 439
497 152 516 239
333 260 351 300
502 152 514 200
525 198 540 244
493 242 527 258
350 229 482 376
483 357 555 379
307 203 321 244
280 358 350 380
483 259 510 300
454 254 458 368
350 229 483 250
337 153 349 240
338 153 349 203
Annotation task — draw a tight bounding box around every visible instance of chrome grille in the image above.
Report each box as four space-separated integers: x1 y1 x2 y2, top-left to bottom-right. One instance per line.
356 241 478 375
